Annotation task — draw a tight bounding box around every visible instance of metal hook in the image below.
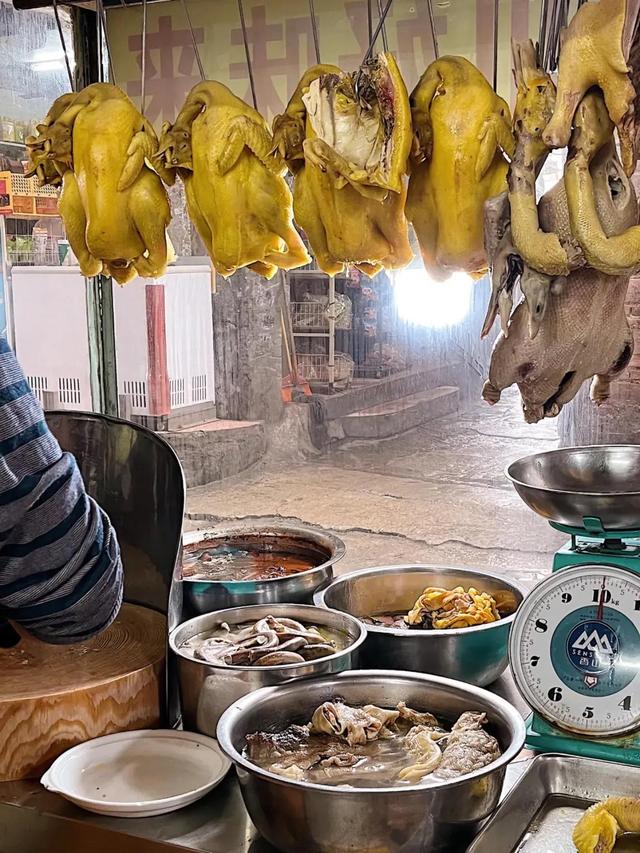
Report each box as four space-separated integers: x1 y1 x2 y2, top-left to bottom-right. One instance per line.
367 0 373 42
492 0 499 91
141 0 148 113
95 0 103 82
180 0 205 81
308 0 321 64
52 0 74 91
362 0 394 63
100 2 116 84
237 0 258 110
376 0 389 53
426 0 439 60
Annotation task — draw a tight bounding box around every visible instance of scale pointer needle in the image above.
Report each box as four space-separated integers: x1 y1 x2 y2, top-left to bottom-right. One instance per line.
597 576 606 621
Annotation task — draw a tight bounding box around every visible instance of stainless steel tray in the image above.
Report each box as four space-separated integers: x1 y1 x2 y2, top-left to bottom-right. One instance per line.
468 753 640 852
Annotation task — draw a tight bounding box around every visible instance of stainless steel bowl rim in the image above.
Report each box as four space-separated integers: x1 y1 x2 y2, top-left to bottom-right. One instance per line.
216 669 526 795
169 603 366 672
314 564 527 638
506 445 640 497
182 523 346 585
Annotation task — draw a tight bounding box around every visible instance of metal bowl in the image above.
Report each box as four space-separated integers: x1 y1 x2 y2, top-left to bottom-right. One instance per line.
217 670 526 853
314 565 525 687
181 524 346 615
169 604 365 735
507 445 640 530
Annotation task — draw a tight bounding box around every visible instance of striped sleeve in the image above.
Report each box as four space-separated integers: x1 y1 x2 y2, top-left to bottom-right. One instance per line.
0 336 123 644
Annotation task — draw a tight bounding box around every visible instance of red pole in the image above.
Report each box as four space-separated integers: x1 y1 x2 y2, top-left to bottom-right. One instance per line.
145 279 170 416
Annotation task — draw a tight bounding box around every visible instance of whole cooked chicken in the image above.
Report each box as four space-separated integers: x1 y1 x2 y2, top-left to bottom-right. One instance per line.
573 797 640 853
27 83 172 284
156 81 309 279
406 56 514 279
543 0 640 176
272 55 413 276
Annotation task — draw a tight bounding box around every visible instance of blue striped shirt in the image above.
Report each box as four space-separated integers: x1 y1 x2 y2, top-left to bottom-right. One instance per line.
0 336 123 643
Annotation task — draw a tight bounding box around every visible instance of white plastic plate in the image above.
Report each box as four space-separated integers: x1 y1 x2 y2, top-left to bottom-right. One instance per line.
41 729 231 818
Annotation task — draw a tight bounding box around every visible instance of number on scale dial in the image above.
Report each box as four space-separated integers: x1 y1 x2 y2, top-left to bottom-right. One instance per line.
510 565 640 737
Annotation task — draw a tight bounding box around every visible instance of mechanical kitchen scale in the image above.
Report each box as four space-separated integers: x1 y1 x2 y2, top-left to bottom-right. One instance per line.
506 446 640 766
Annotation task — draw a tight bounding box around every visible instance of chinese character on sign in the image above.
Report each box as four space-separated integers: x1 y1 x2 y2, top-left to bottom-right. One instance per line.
127 15 205 124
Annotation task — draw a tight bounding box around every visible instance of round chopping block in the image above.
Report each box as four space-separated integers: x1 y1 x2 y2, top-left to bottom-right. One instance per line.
0 603 166 781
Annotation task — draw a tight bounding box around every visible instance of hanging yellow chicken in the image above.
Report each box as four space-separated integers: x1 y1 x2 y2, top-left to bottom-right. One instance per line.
272 54 413 277
407 56 514 280
156 81 309 279
27 83 172 285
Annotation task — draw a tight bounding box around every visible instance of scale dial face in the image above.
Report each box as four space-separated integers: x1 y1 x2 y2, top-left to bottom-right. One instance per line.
510 565 640 737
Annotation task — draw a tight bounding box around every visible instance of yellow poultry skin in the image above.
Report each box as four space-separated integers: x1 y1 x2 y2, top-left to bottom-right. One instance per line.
272 56 413 277
565 91 640 276
406 56 514 280
156 82 309 280
27 84 172 285
573 797 640 853
543 0 638 175
508 41 571 279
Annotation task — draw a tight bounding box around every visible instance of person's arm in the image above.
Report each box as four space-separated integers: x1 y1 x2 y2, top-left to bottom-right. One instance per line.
0 336 123 643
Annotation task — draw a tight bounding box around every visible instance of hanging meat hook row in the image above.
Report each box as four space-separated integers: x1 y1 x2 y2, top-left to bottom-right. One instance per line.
237 0 258 110
52 0 74 91
426 0 439 60
308 0 321 64
377 0 389 52
180 0 205 81
492 0 499 91
141 0 148 113
362 0 394 63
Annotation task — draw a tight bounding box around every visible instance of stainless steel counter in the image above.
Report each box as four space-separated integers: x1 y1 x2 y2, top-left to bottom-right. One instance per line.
0 673 533 853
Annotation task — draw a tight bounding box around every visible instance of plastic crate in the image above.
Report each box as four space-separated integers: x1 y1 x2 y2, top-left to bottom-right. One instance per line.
0 171 58 217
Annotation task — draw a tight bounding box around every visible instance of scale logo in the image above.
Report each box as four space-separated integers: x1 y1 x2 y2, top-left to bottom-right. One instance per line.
566 620 620 686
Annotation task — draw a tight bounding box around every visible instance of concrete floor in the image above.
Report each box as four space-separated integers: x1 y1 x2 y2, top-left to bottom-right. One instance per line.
187 389 566 591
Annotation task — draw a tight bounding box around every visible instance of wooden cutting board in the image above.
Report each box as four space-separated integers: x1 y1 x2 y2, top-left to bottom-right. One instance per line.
0 603 166 781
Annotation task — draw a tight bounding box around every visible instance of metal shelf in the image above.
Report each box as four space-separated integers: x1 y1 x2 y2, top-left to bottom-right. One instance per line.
293 331 330 338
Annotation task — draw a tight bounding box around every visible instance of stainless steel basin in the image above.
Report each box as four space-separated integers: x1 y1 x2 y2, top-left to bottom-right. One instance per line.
217 670 526 853
181 525 345 616
507 445 640 530
314 565 525 686
170 604 365 735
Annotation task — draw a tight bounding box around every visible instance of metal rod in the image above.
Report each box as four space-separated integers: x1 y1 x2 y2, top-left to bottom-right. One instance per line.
492 0 499 91
180 0 205 80
328 275 335 390
362 0 394 63
308 0 321 64
538 0 548 67
367 0 373 42
99 0 116 84
426 0 439 60
237 0 258 109
141 0 148 113
376 0 389 52
96 0 103 82
52 0 74 91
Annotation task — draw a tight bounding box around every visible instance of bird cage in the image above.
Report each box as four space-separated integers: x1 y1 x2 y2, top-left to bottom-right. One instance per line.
0 171 59 217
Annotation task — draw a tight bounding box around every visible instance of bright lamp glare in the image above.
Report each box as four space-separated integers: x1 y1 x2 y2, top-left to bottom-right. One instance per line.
394 269 473 328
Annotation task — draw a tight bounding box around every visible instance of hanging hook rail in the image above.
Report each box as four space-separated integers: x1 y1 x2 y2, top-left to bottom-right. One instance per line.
52 0 74 91
180 0 205 80
426 0 439 60
308 0 321 64
362 0 394 63
492 0 499 91
140 0 148 112
376 0 389 52
237 0 258 110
